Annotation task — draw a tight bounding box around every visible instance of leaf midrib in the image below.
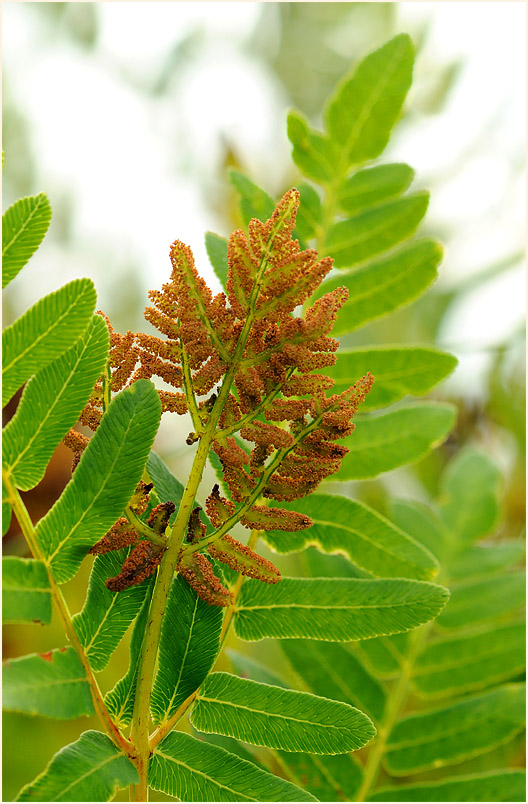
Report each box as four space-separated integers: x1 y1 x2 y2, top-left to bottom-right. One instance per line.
2 195 47 258
153 749 255 800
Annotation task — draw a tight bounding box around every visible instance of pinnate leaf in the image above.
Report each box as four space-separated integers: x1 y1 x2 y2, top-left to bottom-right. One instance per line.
104 580 154 728
3 647 93 719
229 170 275 225
338 163 415 215
2 277 96 407
2 556 52 625
205 231 228 290
287 109 339 184
151 575 223 726
2 192 52 288
324 33 414 165
3 314 109 491
449 540 526 580
326 346 457 411
327 239 442 335
436 570 525 630
16 730 138 802
412 620 526 698
337 403 456 480
281 638 386 724
150 730 317 802
234 577 449 642
384 683 526 774
369 769 527 802
73 549 152 672
278 751 363 803
191 672 375 754
324 192 429 270
263 493 438 581
35 379 161 583
146 450 184 522
439 447 502 542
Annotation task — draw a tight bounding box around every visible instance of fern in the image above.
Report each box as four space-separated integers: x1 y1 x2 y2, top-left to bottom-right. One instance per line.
2 34 524 803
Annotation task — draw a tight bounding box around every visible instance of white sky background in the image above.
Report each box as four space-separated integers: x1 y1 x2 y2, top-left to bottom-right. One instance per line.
2 1 526 406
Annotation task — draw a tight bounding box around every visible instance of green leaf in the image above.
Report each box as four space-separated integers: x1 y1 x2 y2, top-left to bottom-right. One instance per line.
324 193 429 270
191 672 375 754
281 638 386 724
326 346 457 411
436 570 525 630
337 403 456 480
35 379 161 583
338 163 415 215
263 494 438 581
16 730 138 802
2 557 52 625
229 170 275 225
354 633 407 678
205 231 228 290
150 730 317 802
277 751 363 802
294 183 322 244
287 109 339 184
3 647 94 719
146 450 184 524
450 540 526 580
412 620 526 698
151 575 223 726
369 769 527 802
439 448 502 542
228 650 290 688
234 577 449 642
104 579 154 728
385 683 526 775
73 549 152 672
324 34 414 165
326 239 442 335
2 193 52 289
3 314 109 491
389 499 449 561
2 277 97 407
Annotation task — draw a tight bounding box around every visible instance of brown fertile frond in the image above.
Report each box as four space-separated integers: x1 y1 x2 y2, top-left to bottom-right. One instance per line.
177 552 233 607
89 518 140 555
207 534 281 584
106 540 164 592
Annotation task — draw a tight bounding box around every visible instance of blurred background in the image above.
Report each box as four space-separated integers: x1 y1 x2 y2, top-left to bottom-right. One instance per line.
2 2 525 800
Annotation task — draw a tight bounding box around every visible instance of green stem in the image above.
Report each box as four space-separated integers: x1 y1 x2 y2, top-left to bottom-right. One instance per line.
2 469 133 757
124 507 166 546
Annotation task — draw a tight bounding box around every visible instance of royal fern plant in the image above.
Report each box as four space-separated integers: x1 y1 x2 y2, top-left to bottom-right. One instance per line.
2 34 524 802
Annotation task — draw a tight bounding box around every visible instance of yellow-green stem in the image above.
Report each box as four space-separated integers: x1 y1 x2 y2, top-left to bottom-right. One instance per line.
2 469 132 756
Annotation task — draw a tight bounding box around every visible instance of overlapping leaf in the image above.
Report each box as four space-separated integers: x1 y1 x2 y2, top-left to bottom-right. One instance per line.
191 672 375 754
384 683 526 774
435 570 525 630
326 346 457 410
229 170 275 226
324 192 429 269
337 163 415 215
149 731 317 802
151 575 223 726
73 549 152 672
104 579 154 728
323 239 442 335
439 448 502 542
205 232 228 290
281 639 386 724
412 620 526 698
234 577 449 642
2 556 52 625
263 494 438 580
16 730 138 802
35 379 161 583
3 647 93 719
369 770 526 802
278 751 363 803
2 192 52 289
3 314 109 491
337 403 456 480
146 450 184 524
2 277 96 407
